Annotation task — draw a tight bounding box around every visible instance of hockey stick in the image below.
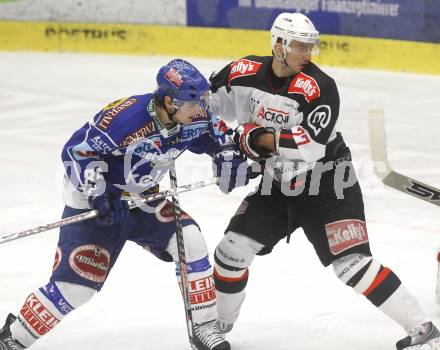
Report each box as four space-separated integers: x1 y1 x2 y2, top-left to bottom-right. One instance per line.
168 161 195 348
368 108 440 206
0 177 219 245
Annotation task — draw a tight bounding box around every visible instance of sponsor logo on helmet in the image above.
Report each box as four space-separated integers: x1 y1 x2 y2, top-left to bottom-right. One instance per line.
98 97 138 130
228 59 262 83
119 121 156 147
20 293 60 336
326 219 369 255
288 72 320 103
69 245 110 283
256 106 289 125
52 246 62 272
165 67 184 88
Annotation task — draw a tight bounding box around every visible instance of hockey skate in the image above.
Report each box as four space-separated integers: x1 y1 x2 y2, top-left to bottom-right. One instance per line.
192 320 231 350
0 314 25 350
216 320 234 334
396 322 440 350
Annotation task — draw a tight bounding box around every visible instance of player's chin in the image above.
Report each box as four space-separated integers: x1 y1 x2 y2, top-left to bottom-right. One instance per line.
297 63 308 71
181 117 194 125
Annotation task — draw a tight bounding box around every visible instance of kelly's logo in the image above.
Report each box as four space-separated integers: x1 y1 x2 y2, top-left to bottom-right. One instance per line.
288 73 320 103
228 59 262 83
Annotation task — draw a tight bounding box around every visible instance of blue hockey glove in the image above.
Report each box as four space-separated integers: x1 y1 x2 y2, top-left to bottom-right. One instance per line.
212 143 251 194
89 194 129 226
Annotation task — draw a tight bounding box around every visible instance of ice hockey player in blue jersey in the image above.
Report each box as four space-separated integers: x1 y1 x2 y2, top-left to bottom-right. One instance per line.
0 59 250 350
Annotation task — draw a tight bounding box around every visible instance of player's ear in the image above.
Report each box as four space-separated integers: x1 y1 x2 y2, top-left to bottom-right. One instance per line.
273 42 283 57
163 96 173 108
163 96 174 111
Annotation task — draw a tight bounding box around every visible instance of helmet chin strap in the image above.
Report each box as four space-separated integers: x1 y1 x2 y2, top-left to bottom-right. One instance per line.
274 47 294 76
166 110 178 128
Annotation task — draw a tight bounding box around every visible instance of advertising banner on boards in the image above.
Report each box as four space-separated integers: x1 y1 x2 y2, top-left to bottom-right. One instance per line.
187 0 440 43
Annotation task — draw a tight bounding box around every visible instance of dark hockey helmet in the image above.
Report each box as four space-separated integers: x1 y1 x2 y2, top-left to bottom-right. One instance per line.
156 59 210 109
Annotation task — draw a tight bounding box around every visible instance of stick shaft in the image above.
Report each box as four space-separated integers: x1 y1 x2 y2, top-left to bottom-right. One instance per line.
0 177 218 245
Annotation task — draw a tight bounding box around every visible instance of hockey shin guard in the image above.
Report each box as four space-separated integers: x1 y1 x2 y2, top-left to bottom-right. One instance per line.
213 231 263 325
167 225 217 324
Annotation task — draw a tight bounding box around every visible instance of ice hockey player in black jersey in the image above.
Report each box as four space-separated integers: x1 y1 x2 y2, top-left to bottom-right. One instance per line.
208 12 440 350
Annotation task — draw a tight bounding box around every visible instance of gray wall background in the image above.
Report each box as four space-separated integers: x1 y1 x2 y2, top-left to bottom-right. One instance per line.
0 0 186 25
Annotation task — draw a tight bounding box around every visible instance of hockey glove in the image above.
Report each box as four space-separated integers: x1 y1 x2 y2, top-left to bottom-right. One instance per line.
211 115 233 145
212 143 251 194
89 193 129 226
233 123 274 160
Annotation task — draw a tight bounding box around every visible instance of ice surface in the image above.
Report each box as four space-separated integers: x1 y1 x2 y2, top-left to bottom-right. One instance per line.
0 52 439 349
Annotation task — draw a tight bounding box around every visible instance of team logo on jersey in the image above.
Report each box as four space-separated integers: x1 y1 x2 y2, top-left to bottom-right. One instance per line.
288 72 320 103
52 246 62 272
326 219 369 255
97 97 138 130
307 105 331 136
20 293 60 336
119 121 156 147
69 245 110 283
228 59 262 83
155 200 191 223
132 137 163 157
256 106 289 125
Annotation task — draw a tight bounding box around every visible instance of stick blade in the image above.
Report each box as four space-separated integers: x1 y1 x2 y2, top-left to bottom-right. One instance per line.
368 108 391 179
368 108 440 206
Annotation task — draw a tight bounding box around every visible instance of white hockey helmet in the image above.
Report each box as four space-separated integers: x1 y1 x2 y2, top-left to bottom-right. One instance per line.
270 12 319 49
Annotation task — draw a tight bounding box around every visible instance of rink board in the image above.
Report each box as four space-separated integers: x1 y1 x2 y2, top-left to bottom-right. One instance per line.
1 20 440 75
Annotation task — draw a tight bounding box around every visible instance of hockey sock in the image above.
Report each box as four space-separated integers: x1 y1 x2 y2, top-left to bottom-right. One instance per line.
10 281 96 347
333 254 428 333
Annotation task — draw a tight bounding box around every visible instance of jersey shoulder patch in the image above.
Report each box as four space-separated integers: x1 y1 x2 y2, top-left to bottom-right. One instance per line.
228 58 263 84
288 72 320 103
96 97 139 131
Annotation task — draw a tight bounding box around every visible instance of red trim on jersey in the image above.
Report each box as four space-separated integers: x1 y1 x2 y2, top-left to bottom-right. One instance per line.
279 133 294 140
363 267 391 297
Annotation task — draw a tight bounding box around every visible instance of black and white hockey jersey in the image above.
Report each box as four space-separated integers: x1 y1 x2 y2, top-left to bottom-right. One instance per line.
209 55 349 184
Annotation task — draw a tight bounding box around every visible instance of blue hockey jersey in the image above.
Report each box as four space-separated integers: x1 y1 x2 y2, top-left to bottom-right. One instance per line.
61 93 222 209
